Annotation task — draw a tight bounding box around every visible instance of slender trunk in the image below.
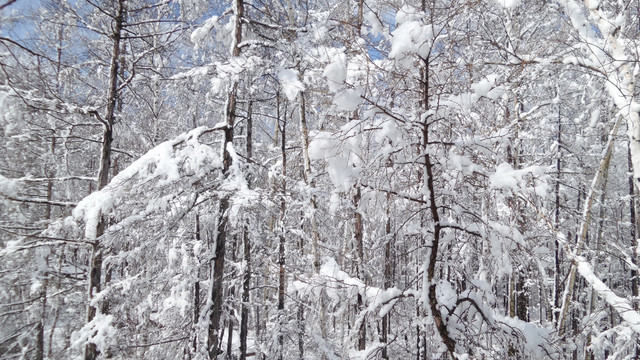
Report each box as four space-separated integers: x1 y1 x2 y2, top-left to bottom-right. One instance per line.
208 1 243 357
586 163 609 360
298 91 315 262
285 0 295 27
85 241 103 360
382 194 392 359
420 48 457 356
226 248 236 359
277 98 287 360
96 6 122 191
192 214 201 356
416 52 428 360
85 2 124 358
297 90 326 342
36 271 47 360
208 84 236 356
554 109 562 324
516 276 528 321
353 185 366 351
425 143 456 356
425 157 456 356
509 274 516 318
558 116 622 335
629 146 639 307
47 304 59 358
45 135 55 220
628 146 640 360
37 135 56 360
239 101 252 360
49 253 63 358
356 0 363 37
296 213 305 359
239 227 250 360
297 304 304 359
208 198 229 358
231 0 243 58
193 280 200 354
278 23 304 360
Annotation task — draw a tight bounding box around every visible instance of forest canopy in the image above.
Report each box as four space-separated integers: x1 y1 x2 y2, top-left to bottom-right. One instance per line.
1 0 640 359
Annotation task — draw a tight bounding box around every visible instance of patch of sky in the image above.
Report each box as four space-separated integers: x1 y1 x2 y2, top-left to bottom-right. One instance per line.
1 0 41 40
363 7 395 61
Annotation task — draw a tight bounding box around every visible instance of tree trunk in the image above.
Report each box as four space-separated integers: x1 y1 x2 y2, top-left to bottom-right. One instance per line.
356 0 363 37
85 2 124 359
208 198 229 358
277 95 287 360
297 304 304 359
240 101 252 360
382 193 392 359
558 116 621 336
629 146 639 308
352 185 366 351
586 163 609 360
628 146 640 360
208 1 243 357
424 142 456 357
297 89 327 347
420 50 457 357
226 255 236 359
554 108 562 324
192 214 201 356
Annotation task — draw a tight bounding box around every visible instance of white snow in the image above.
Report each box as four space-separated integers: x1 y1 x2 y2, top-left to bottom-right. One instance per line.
489 163 549 196
389 7 434 65
0 174 18 198
308 131 338 160
575 257 640 333
494 0 521 9
323 50 347 92
471 75 505 100
72 127 222 240
584 0 600 10
333 87 363 111
348 342 385 360
315 257 410 319
190 15 218 46
495 315 553 356
71 313 116 354
364 11 383 37
309 131 360 191
277 68 304 101
489 163 519 190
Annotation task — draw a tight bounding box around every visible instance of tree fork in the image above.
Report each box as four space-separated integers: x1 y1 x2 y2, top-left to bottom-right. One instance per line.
421 49 457 356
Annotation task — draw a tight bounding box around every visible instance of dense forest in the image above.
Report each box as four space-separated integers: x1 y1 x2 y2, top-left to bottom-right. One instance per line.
1 0 640 359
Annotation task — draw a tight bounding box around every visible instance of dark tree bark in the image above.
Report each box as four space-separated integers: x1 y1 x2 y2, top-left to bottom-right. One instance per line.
628 146 640 360
276 94 287 360
353 185 366 351
85 4 124 358
420 43 457 356
208 1 243 357
239 101 252 360
554 108 562 324
382 193 393 359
